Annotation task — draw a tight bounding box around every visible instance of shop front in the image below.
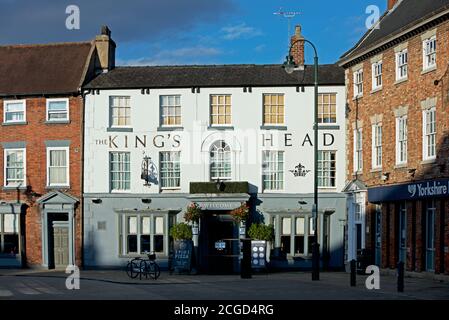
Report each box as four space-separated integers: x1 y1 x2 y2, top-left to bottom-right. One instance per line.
368 178 449 274
0 202 24 267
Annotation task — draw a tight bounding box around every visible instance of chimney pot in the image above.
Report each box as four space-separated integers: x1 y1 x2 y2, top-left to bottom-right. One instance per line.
388 0 398 10
101 25 111 36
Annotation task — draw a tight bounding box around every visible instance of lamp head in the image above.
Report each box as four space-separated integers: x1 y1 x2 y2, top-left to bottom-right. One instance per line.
283 55 297 74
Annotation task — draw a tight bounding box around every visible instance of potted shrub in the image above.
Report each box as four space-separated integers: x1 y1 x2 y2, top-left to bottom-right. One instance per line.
170 222 193 241
248 223 275 262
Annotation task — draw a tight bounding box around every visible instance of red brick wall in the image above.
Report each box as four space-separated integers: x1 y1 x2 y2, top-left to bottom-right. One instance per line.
344 18 449 274
0 96 83 266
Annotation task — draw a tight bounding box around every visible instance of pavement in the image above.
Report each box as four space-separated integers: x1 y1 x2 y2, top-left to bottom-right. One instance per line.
0 268 449 300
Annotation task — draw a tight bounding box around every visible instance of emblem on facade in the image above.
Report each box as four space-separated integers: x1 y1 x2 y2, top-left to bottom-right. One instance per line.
141 153 158 186
290 163 311 177
407 184 417 197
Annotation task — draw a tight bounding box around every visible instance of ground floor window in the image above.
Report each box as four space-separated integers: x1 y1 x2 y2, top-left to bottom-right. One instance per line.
119 214 167 255
276 214 317 257
0 213 19 255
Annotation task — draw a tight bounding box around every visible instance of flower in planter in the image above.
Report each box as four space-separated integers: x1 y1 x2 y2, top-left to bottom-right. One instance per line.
230 202 250 223
184 202 203 223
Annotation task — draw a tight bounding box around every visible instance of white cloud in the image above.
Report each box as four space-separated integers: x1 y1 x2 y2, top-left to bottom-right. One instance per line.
118 46 222 66
221 23 262 40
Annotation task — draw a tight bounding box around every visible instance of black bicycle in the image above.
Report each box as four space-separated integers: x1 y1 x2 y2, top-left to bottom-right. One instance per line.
126 252 161 280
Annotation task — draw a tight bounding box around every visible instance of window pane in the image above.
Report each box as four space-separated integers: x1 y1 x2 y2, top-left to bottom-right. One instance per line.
128 216 137 234
155 217 164 234
296 217 305 235
142 217 151 235
282 218 291 235
141 235 151 253
281 236 291 254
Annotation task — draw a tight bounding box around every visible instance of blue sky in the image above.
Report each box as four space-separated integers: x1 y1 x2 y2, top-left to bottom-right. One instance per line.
0 0 386 65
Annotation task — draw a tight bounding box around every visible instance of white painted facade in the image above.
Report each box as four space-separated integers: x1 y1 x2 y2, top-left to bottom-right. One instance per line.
84 86 346 194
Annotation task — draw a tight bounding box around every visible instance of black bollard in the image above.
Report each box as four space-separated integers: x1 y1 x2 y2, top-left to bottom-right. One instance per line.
398 261 404 292
350 259 356 287
311 243 320 281
240 239 252 279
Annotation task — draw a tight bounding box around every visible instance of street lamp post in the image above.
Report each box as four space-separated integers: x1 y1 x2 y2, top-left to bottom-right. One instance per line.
283 37 320 281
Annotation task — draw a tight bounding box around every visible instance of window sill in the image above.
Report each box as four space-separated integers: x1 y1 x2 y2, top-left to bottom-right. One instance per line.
45 120 70 125
46 185 70 190
352 94 363 101
318 187 337 191
2 186 27 191
421 158 437 165
260 125 287 131
370 168 382 173
422 66 437 75
208 126 234 131
371 87 383 94
394 163 408 169
318 124 340 130
2 121 27 126
107 127 133 133
394 78 408 85
160 188 181 192
157 126 183 132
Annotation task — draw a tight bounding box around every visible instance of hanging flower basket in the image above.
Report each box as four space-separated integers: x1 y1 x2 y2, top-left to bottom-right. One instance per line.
184 202 203 223
230 202 250 223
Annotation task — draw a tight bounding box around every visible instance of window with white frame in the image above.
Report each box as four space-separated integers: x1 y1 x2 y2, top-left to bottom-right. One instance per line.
210 95 231 125
160 95 181 126
277 215 316 256
119 214 166 255
423 36 437 70
372 124 382 169
0 213 19 255
423 107 436 160
372 61 383 90
318 93 337 123
318 150 336 188
396 116 408 164
3 100 25 124
354 128 363 172
263 94 285 125
210 140 231 180
4 149 25 187
110 152 131 191
353 69 363 97
159 151 181 189
47 147 69 186
46 99 69 121
110 96 131 127
262 151 284 191
396 50 408 81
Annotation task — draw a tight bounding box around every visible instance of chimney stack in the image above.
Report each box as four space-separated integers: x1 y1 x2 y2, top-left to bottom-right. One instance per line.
290 25 305 67
388 0 399 10
95 25 116 73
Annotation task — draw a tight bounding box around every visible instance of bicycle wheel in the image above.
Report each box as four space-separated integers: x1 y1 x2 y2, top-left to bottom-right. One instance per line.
126 260 140 279
148 262 161 280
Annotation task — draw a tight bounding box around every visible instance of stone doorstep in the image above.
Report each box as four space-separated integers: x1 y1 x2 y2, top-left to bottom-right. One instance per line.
380 268 449 283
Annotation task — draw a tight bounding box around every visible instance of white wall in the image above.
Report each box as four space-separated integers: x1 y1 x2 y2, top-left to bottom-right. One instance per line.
84 85 346 194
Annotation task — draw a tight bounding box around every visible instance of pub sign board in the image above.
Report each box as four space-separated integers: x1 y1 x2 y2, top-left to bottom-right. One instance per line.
368 178 449 203
173 240 193 273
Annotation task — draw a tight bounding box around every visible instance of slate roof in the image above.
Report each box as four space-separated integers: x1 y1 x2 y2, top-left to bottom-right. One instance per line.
340 0 449 65
84 64 344 89
0 42 93 96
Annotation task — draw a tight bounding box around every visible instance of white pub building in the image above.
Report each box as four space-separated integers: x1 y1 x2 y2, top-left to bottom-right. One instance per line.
83 28 346 272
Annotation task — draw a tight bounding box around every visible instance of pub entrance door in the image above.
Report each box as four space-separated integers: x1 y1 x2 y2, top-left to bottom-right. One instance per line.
200 212 239 274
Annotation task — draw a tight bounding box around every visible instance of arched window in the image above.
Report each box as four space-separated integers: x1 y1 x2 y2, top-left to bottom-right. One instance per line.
210 140 231 180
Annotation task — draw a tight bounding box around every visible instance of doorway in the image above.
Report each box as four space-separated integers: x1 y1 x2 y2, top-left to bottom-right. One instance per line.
47 213 69 269
200 212 238 274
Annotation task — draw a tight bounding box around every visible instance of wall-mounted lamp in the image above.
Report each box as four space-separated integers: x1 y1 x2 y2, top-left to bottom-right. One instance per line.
141 198 152 204
407 168 417 178
215 178 225 192
298 200 307 205
381 172 390 181
92 198 102 204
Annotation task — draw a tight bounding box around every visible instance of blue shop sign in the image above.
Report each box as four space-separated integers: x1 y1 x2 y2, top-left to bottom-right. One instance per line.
368 178 449 203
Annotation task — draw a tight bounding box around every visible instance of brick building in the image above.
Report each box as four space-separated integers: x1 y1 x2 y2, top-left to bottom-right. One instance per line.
0 27 115 268
339 0 449 275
